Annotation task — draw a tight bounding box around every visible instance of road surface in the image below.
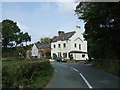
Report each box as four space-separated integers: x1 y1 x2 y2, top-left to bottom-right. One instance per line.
47 61 119 88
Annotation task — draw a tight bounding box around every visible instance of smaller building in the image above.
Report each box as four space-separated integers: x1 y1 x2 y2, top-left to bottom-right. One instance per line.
31 43 41 58
31 43 51 58
40 44 51 58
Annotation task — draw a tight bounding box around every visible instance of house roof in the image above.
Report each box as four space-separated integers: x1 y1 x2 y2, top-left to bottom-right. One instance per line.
52 31 75 42
40 43 51 49
35 43 51 49
35 43 41 49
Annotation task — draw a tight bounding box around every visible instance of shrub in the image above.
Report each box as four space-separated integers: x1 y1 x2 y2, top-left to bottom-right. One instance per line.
2 60 54 88
69 54 73 60
53 53 57 59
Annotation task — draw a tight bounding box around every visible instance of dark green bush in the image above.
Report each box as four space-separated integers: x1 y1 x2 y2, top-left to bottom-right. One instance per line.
93 59 119 77
2 60 54 88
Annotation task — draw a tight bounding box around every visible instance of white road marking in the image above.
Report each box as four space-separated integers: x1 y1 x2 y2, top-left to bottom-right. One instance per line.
70 67 78 72
79 73 93 89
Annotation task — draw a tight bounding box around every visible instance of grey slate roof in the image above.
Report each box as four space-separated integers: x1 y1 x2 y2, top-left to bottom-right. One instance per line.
39 44 51 49
35 43 51 49
52 31 75 42
35 43 41 49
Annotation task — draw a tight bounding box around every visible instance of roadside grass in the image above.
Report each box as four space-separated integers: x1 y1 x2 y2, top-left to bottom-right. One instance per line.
84 61 93 64
2 58 54 88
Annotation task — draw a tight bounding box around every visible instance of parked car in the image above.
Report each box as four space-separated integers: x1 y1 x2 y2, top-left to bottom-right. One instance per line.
55 57 67 62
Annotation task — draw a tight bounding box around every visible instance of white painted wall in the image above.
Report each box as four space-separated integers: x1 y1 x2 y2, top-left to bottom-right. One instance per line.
31 44 40 58
51 40 69 58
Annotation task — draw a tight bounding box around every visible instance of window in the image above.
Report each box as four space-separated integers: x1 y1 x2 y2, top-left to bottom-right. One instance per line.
79 44 81 50
74 43 77 48
63 43 66 48
82 54 85 58
58 44 60 48
54 44 56 48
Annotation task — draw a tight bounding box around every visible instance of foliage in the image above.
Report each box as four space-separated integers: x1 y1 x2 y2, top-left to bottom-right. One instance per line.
75 2 120 59
35 36 57 45
53 53 57 59
46 51 51 59
69 54 73 60
2 59 54 88
92 59 119 77
2 19 31 48
2 44 33 58
40 37 51 45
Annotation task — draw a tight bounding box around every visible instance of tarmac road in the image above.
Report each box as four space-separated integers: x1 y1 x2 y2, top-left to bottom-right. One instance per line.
47 61 119 89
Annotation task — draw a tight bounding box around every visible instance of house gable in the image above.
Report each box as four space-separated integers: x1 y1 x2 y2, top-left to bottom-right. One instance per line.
74 37 83 42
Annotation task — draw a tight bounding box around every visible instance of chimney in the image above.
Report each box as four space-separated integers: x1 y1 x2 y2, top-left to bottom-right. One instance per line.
75 26 81 34
58 31 64 36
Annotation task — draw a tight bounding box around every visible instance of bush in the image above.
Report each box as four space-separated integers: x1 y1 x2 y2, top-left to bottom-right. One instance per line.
2 60 54 88
69 54 73 60
93 59 119 77
53 53 57 59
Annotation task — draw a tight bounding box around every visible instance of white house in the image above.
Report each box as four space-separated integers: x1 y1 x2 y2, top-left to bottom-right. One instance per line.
31 43 41 58
31 43 51 58
51 26 88 60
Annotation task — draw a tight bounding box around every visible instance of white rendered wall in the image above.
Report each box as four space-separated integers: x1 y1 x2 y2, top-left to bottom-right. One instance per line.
32 44 40 58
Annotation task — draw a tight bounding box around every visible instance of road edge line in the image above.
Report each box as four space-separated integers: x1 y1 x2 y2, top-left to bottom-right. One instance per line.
70 67 78 72
79 73 93 89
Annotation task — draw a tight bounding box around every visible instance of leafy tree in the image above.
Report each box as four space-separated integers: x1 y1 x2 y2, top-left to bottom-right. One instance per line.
75 2 120 59
2 19 20 47
51 36 57 41
22 32 31 45
2 19 31 48
40 37 51 45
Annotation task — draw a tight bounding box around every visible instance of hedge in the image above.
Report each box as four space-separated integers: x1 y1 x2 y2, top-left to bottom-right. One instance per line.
2 60 54 88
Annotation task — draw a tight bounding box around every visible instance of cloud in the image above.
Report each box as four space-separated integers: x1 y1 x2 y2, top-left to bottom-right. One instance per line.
56 2 77 14
17 22 29 31
3 0 76 2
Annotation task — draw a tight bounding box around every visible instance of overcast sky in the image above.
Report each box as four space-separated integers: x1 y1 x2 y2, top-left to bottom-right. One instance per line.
2 1 85 44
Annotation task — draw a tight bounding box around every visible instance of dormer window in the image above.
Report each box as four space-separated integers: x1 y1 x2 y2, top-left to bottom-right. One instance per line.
74 43 77 48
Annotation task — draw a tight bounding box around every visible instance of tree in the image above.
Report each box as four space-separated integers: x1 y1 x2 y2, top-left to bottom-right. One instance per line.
2 19 31 48
22 32 31 45
2 19 20 47
51 36 57 41
75 2 120 59
40 37 51 45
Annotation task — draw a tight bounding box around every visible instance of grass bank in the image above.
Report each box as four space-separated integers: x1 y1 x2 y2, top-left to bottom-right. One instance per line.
2 58 54 88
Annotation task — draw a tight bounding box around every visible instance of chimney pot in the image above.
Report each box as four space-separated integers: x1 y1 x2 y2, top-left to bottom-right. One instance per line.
58 31 64 36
